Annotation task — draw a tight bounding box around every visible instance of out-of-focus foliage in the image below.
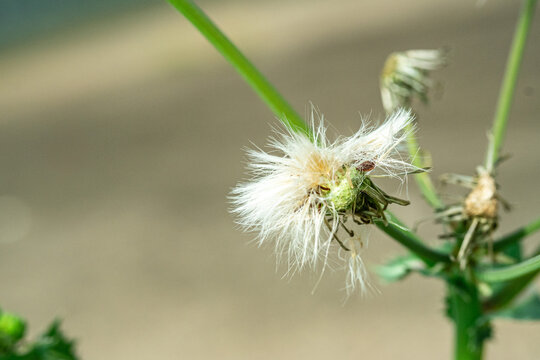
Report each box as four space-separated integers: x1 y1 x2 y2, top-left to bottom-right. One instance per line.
0 309 78 360
490 293 540 321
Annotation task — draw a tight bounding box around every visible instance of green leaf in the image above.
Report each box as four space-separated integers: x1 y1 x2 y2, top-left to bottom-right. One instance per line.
376 254 425 282
491 293 540 321
30 320 78 360
502 242 522 262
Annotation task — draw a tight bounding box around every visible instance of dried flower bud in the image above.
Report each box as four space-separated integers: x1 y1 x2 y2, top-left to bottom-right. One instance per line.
464 172 498 219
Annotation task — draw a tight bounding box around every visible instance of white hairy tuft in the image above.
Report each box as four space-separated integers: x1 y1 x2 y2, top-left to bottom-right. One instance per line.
230 109 417 293
381 49 447 114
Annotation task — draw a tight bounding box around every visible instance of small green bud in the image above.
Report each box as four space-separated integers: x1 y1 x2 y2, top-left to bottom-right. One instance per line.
0 311 26 344
328 167 363 211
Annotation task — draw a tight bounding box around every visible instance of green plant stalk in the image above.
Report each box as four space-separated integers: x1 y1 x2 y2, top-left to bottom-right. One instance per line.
477 254 540 283
493 216 540 252
405 124 444 209
375 212 450 266
485 0 538 172
167 0 310 136
448 278 485 360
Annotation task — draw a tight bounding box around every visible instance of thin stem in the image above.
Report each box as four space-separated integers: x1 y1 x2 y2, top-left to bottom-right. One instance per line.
375 212 450 266
458 218 479 269
477 254 540 283
485 0 538 172
167 0 310 136
493 216 540 252
405 124 444 209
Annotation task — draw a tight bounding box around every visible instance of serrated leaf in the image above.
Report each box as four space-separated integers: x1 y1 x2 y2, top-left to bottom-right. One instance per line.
31 320 78 360
491 292 540 321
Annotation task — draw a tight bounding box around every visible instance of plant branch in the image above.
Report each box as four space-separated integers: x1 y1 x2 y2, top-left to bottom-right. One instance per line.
485 0 538 172
375 212 450 266
493 216 540 252
477 254 540 283
167 0 310 136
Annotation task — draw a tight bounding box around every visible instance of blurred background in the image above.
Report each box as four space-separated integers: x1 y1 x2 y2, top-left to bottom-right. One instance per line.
1 0 539 359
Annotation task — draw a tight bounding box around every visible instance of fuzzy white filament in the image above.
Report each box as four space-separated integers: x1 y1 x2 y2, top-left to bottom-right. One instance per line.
230 109 417 293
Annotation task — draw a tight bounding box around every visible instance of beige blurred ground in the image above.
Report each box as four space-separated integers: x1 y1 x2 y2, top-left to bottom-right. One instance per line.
1 0 539 359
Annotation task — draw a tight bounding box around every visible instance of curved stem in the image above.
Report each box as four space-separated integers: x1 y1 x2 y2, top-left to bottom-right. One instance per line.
485 0 538 172
493 216 540 252
477 254 540 283
167 0 310 136
375 212 450 266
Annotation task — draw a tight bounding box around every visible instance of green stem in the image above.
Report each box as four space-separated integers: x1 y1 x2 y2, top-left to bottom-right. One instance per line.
375 212 450 266
485 0 538 172
448 277 486 360
477 254 540 283
492 216 540 252
405 124 444 209
167 0 310 136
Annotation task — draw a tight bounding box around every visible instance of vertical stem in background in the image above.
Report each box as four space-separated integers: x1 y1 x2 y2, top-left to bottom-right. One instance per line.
485 0 538 173
451 2 537 359
448 278 486 360
167 0 310 136
405 123 444 209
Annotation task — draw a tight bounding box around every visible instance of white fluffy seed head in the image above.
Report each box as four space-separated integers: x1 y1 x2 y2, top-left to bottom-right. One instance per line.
380 49 447 114
230 109 418 293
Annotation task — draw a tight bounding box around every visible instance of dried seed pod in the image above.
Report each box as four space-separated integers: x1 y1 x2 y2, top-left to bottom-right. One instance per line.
464 172 498 219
